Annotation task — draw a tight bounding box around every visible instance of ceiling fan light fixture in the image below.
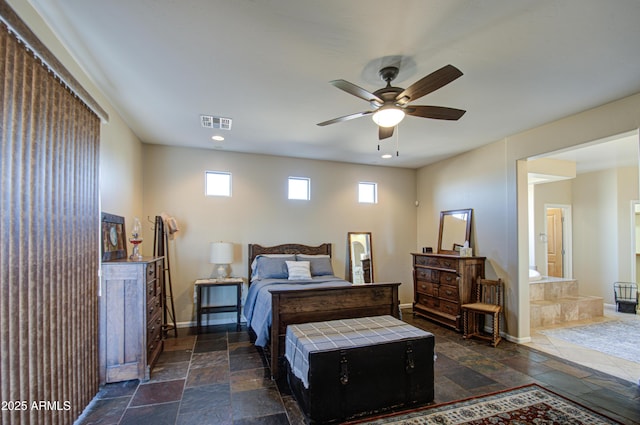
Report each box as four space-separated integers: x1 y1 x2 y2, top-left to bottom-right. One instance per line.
372 107 404 128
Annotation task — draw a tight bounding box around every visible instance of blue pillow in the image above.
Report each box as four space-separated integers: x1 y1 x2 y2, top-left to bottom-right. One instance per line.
254 255 295 280
296 254 334 276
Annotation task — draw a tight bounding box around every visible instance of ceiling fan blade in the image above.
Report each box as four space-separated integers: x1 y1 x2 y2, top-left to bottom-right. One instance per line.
396 64 463 103
406 105 466 120
330 79 384 105
379 126 394 140
317 110 373 126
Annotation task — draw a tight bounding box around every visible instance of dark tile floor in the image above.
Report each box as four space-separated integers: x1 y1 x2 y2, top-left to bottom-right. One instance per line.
76 310 640 424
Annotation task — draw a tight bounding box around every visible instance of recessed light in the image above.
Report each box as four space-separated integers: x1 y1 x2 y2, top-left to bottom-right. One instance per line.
211 135 224 141
381 154 392 159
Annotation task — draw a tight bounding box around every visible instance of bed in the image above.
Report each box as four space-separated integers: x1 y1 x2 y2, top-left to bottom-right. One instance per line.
245 243 401 379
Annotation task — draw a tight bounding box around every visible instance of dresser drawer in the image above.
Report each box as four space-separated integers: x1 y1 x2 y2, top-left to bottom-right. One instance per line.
147 280 156 299
437 299 459 316
415 293 438 310
147 276 162 298
438 284 459 302
439 271 458 286
147 295 161 320
414 255 458 272
415 268 438 283
415 280 436 296
155 260 163 278
147 311 162 341
146 262 156 279
147 326 162 358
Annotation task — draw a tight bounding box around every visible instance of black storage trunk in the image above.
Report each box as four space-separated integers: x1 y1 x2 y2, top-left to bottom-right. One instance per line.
287 335 435 424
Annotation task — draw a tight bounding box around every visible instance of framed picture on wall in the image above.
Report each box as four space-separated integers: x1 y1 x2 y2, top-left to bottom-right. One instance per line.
101 212 127 261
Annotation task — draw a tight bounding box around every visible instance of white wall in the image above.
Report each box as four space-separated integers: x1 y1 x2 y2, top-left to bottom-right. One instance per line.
141 145 417 325
417 141 509 273
99 120 144 223
573 170 620 301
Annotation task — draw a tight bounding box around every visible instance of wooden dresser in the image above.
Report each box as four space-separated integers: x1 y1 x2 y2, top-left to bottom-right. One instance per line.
412 253 485 331
99 256 164 383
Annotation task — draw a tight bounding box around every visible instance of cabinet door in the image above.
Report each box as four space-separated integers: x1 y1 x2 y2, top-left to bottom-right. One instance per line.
100 264 146 384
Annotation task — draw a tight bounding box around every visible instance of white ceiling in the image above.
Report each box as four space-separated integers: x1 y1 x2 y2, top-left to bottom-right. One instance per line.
545 133 639 174
29 0 640 169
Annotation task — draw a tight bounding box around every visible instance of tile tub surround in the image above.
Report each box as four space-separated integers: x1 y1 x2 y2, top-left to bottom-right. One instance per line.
530 277 603 328
75 312 639 425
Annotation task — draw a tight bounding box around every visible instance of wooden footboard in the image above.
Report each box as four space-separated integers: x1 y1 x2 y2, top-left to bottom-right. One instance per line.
269 282 400 379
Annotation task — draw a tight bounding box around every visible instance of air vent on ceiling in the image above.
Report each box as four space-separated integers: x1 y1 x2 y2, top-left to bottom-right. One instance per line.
200 115 232 130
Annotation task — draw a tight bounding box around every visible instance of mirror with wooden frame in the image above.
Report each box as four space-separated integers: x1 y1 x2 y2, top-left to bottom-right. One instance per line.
437 209 472 255
347 232 373 283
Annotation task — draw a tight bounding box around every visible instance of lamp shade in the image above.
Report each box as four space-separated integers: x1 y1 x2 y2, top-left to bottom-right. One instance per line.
210 242 233 264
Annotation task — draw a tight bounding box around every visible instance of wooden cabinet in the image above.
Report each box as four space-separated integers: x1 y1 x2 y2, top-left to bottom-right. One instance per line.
412 253 485 331
99 257 164 384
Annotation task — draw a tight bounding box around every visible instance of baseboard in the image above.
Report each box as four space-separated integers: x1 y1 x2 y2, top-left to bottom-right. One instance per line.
176 318 246 329
505 333 531 344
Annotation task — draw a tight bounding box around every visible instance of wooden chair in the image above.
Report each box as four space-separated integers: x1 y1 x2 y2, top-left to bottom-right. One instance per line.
461 277 503 347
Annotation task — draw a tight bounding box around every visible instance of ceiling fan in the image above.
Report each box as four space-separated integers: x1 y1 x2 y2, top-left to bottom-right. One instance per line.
317 64 466 140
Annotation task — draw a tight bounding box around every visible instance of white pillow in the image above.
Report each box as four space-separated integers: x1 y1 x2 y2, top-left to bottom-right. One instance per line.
286 260 312 280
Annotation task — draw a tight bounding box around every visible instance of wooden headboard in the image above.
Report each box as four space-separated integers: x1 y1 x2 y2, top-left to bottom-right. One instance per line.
247 243 332 284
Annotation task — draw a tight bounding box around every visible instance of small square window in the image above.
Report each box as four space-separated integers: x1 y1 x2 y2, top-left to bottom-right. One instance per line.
358 182 377 204
205 171 231 197
288 177 310 200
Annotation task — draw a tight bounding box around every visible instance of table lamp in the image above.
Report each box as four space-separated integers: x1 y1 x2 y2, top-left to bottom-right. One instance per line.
210 242 233 278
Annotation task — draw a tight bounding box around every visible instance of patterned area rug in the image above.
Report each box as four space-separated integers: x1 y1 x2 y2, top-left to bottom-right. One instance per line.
539 320 640 363
346 384 621 424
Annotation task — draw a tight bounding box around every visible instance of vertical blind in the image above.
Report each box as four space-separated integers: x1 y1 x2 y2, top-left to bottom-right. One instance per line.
1 19 100 425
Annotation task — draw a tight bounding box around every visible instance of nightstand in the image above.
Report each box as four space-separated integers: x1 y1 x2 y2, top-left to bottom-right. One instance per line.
194 277 243 333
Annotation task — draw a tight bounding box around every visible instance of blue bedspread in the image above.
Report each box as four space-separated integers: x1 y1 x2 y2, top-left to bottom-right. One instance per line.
244 276 352 347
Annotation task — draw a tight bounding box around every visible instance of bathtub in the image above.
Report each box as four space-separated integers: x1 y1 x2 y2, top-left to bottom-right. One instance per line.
529 268 542 282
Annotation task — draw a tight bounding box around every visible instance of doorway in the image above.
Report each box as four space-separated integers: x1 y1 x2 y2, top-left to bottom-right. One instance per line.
521 130 638 375
632 201 640 284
